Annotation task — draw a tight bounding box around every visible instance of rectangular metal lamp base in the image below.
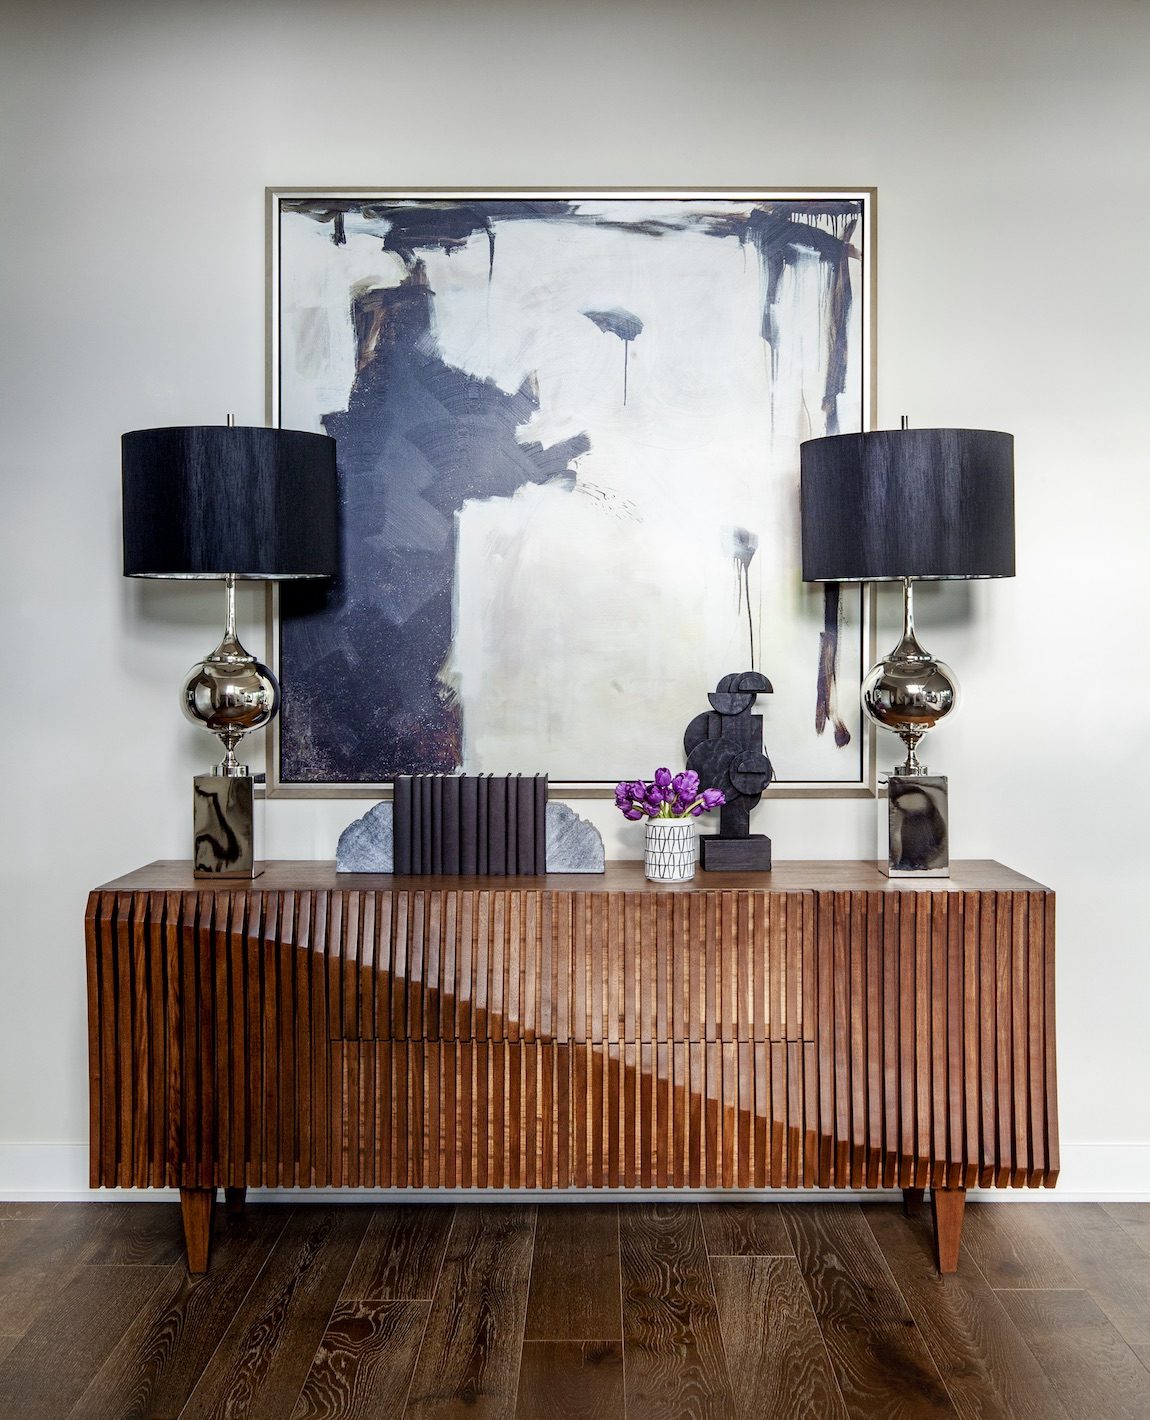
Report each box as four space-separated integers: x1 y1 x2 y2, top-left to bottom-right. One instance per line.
882 773 949 878
192 774 262 879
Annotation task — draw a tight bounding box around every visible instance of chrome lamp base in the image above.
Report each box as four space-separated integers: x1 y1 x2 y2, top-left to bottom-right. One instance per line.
880 773 950 878
185 573 277 879
193 771 263 880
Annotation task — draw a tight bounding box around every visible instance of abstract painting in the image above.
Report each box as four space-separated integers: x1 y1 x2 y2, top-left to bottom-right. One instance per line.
271 191 872 792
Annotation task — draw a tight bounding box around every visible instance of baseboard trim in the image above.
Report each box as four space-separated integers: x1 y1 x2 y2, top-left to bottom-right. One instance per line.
1 1143 1147 1202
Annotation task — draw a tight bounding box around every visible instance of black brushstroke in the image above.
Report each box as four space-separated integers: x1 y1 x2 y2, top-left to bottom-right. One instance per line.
815 582 851 748
730 527 759 670
280 263 589 782
583 307 644 404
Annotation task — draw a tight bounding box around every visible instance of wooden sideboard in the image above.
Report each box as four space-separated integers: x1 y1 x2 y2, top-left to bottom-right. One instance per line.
85 860 1057 1274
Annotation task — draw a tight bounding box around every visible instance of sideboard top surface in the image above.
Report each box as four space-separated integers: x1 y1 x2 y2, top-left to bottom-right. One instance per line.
94 859 1050 895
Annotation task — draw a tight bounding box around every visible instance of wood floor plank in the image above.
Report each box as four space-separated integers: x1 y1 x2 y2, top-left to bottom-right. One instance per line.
84 1202 185 1266
711 1254 845 1419
0 1203 58 1220
525 1205 621 1340
782 1204 956 1419
0 1220 36 1269
863 1203 1070 1420
619 1202 736 1420
0 1264 168 1419
341 1205 455 1301
0 1202 121 1338
997 1288 1150 1420
700 1201 792 1257
515 1341 624 1420
958 1204 1077 1290
178 1206 373 1419
292 1300 430 1420
1030 1203 1150 1349
404 1205 536 1420
67 1206 289 1420
1103 1203 1150 1258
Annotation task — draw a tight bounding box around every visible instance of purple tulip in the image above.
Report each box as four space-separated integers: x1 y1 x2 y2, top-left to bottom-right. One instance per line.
615 767 728 822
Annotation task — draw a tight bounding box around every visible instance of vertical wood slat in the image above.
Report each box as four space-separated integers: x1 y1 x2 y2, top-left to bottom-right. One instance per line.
87 868 1058 1198
1043 894 1060 1181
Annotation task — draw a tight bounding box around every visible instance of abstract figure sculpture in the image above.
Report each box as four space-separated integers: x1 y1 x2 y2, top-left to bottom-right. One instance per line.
684 671 775 871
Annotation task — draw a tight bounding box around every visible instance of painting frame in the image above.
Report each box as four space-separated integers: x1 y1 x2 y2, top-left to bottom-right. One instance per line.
265 187 877 800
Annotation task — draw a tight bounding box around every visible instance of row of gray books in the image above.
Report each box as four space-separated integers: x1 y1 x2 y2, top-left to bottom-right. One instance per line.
392 774 548 876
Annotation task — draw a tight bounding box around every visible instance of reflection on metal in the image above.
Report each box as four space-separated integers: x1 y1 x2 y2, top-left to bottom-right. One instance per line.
181 573 279 775
863 578 959 775
193 774 260 879
882 773 949 878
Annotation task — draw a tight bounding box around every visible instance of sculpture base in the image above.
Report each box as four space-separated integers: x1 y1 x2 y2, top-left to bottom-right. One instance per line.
882 774 949 878
193 774 262 879
700 834 772 872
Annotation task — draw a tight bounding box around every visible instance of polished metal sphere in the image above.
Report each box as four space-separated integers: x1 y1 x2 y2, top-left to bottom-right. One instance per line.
181 634 280 735
862 640 960 734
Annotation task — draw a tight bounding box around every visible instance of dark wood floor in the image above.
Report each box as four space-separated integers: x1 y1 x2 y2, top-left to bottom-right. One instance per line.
0 1200 1148 1418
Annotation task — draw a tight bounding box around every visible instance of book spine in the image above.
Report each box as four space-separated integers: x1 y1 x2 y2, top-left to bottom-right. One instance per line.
477 774 489 875
393 776 413 875
432 775 444 875
505 774 518 876
460 775 479 875
534 774 548 875
411 774 424 874
420 775 433 875
443 775 461 875
488 774 507 875
517 772 534 875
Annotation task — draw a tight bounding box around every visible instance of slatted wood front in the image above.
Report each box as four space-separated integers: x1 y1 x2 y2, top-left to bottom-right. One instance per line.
86 863 1058 1193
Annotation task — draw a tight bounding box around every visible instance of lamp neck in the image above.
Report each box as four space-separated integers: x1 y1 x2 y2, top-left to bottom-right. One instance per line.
224 572 237 642
210 573 255 665
894 577 930 663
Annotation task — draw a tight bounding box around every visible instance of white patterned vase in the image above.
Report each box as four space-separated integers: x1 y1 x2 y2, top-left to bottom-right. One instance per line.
644 817 696 882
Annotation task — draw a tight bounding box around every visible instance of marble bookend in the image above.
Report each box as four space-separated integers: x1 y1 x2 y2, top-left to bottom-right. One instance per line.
336 801 394 873
544 802 605 873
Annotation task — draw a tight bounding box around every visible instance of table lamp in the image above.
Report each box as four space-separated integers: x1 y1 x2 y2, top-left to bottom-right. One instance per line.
799 424 1014 876
122 421 338 877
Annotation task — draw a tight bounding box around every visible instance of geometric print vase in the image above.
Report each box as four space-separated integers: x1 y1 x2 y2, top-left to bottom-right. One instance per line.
644 818 696 882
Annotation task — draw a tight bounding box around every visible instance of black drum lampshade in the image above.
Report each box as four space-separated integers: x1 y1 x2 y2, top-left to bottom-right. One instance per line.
800 428 1015 583
122 424 338 579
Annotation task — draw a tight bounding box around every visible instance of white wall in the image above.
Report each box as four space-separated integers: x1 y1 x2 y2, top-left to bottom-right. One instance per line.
2 0 1148 1194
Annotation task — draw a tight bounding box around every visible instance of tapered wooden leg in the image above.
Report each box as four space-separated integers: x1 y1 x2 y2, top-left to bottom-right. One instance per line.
931 1186 966 1274
224 1187 247 1216
902 1187 925 1217
180 1187 214 1275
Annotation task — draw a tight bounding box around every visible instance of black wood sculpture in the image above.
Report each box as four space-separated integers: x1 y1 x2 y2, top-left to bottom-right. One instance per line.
684 671 774 871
